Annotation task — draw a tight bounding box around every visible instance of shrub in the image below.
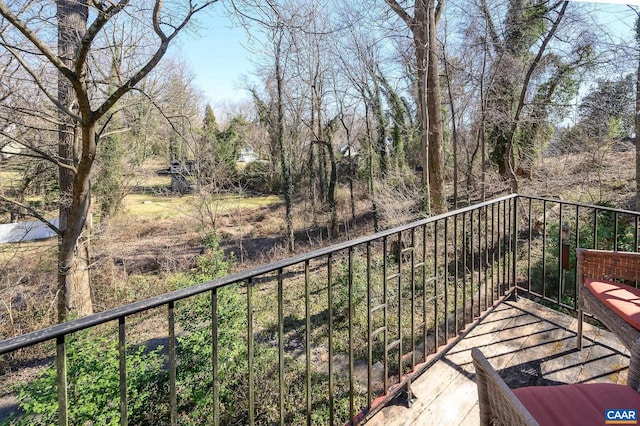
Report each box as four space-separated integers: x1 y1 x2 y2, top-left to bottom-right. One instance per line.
332 253 368 322
239 161 276 194
8 333 165 426
7 233 238 425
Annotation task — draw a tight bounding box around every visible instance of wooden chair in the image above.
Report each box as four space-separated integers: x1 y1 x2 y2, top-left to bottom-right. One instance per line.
472 344 640 426
576 248 640 351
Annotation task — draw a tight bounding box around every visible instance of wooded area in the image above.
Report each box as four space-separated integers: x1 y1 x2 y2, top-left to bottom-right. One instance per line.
0 0 639 323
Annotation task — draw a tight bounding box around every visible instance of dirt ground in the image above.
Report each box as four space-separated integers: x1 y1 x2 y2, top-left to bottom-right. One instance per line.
525 142 636 208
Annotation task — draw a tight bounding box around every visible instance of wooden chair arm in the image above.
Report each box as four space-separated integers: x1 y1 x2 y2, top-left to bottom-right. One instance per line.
577 249 640 287
471 348 538 426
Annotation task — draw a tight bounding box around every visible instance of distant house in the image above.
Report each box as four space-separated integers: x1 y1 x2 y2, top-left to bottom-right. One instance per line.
339 143 359 159
170 159 196 175
169 160 196 193
237 147 258 163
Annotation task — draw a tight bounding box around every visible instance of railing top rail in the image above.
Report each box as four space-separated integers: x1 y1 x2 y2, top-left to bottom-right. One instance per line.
0 193 517 355
519 195 640 216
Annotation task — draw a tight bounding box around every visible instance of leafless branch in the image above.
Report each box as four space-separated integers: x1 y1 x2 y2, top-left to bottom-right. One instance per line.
0 194 62 236
0 129 77 173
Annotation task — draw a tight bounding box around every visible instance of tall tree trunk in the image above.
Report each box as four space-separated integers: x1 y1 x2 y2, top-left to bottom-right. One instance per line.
504 0 568 194
443 35 458 209
308 144 317 223
414 0 431 214
319 117 338 238
308 100 317 222
326 142 337 238
275 31 294 253
370 82 388 177
364 95 379 231
386 0 447 214
57 0 92 321
426 0 447 213
319 144 327 202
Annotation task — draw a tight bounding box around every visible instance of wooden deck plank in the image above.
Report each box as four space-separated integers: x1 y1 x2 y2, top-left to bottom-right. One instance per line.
408 304 523 407
365 297 632 425
413 372 478 426
459 403 480 426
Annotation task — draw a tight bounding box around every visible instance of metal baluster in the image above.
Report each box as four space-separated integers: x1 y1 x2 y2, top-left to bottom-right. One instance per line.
168 301 177 426
328 254 335 425
56 335 68 426
278 269 285 426
246 280 254 426
382 238 388 393
455 214 460 329
348 248 355 423
367 242 373 407
444 218 449 341
471 209 475 320
305 262 311 426
433 221 439 350
212 288 219 426
462 213 467 327
410 228 416 370
119 317 127 426
542 201 547 300
527 198 533 293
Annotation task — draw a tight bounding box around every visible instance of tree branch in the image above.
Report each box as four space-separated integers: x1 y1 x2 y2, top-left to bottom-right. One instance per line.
480 0 501 53
94 0 218 120
78 1 130 76
0 2 71 74
384 0 414 28
0 194 62 236
0 130 77 173
513 1 569 125
0 36 81 122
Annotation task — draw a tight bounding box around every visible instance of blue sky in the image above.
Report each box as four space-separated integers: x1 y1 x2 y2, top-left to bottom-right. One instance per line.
172 6 254 106
171 0 639 109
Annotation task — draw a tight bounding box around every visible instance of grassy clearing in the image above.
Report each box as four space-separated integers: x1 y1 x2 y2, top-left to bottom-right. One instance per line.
122 193 193 220
0 169 22 191
212 194 281 210
0 239 57 264
129 173 171 190
122 193 280 221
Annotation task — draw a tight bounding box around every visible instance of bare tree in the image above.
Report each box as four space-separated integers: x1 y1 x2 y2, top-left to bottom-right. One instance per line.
0 0 216 321
236 0 340 251
239 1 297 251
384 0 447 214
478 0 591 191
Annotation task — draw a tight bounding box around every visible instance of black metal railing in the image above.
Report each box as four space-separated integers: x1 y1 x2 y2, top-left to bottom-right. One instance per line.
515 196 640 311
9 193 627 425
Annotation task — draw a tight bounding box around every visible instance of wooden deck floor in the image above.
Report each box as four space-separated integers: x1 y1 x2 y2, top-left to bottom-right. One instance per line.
365 297 630 426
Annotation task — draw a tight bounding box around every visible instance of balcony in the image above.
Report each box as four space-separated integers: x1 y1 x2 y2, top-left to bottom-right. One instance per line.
0 194 637 425
366 297 628 425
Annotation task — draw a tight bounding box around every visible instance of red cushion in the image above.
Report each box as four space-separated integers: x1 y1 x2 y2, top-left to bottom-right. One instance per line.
514 383 640 425
585 278 640 331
